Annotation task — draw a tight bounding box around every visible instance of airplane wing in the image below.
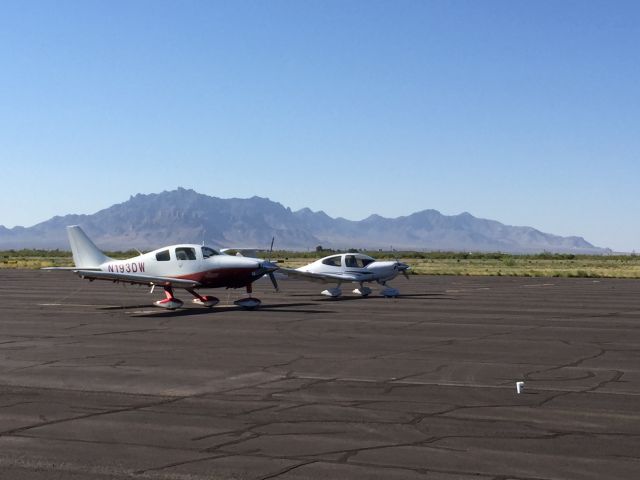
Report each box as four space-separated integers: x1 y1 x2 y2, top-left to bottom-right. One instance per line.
70 269 200 288
220 248 259 258
279 268 374 284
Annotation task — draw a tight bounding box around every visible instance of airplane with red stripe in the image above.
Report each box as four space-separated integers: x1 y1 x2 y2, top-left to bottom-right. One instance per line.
44 225 279 310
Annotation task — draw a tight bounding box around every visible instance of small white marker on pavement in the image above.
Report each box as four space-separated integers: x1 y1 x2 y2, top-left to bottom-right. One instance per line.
516 381 525 394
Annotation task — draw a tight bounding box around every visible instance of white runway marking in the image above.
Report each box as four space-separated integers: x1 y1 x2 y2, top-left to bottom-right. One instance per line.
38 303 121 308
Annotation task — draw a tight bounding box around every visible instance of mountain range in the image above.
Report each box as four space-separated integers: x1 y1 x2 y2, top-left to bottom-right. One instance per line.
0 188 608 253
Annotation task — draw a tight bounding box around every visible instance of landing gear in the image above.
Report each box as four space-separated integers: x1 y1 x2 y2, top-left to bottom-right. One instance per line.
153 287 220 310
379 281 400 298
234 297 262 309
153 285 263 311
352 283 372 297
154 286 184 310
187 289 219 308
321 286 342 298
234 283 262 310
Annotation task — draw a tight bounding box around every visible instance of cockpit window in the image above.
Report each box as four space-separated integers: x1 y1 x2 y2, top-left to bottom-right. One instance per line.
360 258 375 267
175 247 196 261
321 255 342 267
156 250 170 261
345 255 375 268
202 246 219 259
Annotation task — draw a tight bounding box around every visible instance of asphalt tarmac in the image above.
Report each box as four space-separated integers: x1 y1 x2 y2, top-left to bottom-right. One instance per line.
0 269 639 479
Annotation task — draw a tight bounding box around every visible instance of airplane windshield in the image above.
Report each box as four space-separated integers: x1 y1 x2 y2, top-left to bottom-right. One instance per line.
202 247 219 259
360 257 375 267
345 255 374 268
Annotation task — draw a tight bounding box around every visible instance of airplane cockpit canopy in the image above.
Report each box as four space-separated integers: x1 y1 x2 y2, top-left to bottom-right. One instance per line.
321 255 342 267
155 246 220 262
321 254 376 268
345 254 375 268
202 246 220 259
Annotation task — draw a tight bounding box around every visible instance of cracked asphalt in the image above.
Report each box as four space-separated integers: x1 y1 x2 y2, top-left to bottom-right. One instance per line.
0 270 639 479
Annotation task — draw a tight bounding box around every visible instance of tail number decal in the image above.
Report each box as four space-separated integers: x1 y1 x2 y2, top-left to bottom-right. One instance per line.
108 262 145 273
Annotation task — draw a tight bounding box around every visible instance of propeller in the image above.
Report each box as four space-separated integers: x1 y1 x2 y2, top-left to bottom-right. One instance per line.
391 248 410 279
401 266 410 280
393 262 410 279
248 237 279 292
266 236 279 292
268 271 279 292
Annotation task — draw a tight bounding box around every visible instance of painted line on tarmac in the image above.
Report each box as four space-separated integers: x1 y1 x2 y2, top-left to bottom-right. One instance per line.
38 303 122 308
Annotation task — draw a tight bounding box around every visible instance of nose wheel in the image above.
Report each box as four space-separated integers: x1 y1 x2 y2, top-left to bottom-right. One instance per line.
380 282 400 298
234 283 262 310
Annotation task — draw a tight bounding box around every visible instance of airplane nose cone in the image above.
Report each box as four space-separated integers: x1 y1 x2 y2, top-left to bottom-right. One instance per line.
252 260 279 277
260 261 279 273
394 262 410 279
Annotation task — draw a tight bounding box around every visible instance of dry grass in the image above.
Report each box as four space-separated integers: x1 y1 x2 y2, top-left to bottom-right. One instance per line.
0 257 73 269
4 251 640 278
277 256 640 278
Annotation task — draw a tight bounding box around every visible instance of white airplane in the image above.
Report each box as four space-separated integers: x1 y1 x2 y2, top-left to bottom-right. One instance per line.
44 226 279 310
280 252 410 298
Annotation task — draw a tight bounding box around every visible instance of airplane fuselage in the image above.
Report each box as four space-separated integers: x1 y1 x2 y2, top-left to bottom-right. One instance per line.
46 226 279 310
101 244 267 289
298 255 405 284
283 253 410 298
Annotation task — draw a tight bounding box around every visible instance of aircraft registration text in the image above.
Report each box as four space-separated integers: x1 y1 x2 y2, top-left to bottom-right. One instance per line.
107 262 145 273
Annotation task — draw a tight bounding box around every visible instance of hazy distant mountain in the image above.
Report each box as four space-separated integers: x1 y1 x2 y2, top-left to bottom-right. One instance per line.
0 188 609 253
293 208 603 253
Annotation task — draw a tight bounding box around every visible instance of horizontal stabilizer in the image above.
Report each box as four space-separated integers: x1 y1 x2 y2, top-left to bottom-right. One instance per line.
41 267 101 271
74 270 201 288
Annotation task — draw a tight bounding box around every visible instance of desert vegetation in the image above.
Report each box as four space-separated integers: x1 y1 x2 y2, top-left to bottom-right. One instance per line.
273 250 640 278
3 249 640 278
0 249 138 269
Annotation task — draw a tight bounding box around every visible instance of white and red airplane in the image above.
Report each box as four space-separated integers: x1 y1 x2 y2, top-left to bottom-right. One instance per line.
280 252 410 298
44 226 279 310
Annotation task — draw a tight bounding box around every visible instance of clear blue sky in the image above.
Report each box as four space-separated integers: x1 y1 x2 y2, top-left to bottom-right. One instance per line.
1 1 639 251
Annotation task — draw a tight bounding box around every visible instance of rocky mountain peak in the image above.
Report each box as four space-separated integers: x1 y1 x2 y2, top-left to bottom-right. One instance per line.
0 189 609 253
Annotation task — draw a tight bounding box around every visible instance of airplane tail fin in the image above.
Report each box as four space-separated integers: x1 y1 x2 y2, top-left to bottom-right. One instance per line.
66 225 113 268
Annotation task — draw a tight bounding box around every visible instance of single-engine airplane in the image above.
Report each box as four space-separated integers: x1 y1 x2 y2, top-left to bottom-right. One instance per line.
43 226 279 310
280 252 410 298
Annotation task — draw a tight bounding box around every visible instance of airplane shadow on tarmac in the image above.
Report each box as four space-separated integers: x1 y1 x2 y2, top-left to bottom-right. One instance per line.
101 302 331 318
286 293 453 301
390 293 456 300
259 303 336 314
